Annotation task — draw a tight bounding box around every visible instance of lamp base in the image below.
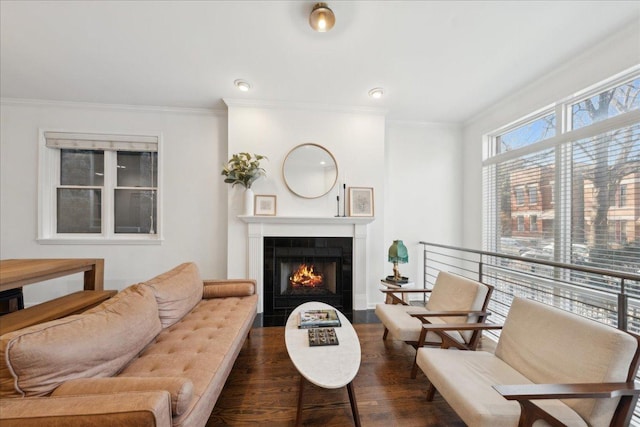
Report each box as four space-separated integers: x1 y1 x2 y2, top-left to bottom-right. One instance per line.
385 275 409 284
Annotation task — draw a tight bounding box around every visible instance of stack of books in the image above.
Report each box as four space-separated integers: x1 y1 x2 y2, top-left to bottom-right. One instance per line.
298 308 341 329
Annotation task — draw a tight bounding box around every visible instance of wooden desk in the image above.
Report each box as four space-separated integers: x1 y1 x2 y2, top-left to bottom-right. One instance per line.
0 258 104 292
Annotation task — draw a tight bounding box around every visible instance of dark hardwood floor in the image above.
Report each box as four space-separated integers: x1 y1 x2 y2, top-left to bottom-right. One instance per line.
208 323 470 426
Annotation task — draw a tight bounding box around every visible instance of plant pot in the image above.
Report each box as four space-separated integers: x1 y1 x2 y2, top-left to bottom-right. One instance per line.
244 188 254 216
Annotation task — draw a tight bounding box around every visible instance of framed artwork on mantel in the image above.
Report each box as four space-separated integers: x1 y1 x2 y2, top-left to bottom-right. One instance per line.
348 187 374 217
255 195 277 216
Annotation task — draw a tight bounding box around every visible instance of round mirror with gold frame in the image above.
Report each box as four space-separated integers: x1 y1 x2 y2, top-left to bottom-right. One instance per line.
283 143 338 199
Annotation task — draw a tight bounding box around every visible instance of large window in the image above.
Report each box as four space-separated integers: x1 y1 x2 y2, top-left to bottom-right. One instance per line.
484 69 640 273
39 131 161 243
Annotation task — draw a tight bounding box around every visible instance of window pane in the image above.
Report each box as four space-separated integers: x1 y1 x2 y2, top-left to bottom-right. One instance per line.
572 122 640 272
57 189 101 233
115 189 157 234
60 150 104 186
527 185 538 204
117 152 157 187
491 148 555 256
497 113 556 153
571 77 640 130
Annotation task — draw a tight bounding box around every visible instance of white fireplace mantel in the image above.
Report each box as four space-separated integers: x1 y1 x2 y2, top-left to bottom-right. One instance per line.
239 215 375 313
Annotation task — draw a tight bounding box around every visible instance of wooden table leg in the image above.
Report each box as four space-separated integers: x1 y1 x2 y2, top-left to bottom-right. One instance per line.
346 381 361 427
296 375 304 427
83 259 104 291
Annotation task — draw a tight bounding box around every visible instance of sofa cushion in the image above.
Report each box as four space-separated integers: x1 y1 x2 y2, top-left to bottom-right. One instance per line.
1 284 161 397
52 376 194 416
495 297 638 427
144 262 203 328
119 294 258 426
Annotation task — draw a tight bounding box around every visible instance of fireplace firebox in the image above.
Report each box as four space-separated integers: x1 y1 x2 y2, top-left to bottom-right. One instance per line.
263 237 352 318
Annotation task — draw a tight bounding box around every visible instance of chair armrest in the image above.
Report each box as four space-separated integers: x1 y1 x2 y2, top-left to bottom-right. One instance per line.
410 310 490 318
380 289 434 294
493 382 640 400
494 382 640 427
421 322 504 331
0 391 172 427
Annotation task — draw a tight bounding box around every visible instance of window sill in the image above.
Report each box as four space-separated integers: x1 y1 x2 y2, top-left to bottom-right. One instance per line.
37 237 163 245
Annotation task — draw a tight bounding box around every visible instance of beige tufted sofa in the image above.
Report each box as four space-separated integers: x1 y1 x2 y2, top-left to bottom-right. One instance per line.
0 262 258 427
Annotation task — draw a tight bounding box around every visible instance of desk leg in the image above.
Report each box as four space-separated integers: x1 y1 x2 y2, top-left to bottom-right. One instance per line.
295 375 304 427
347 381 361 427
84 259 104 291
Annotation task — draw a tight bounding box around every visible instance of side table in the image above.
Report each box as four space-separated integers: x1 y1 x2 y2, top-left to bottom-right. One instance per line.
380 279 415 303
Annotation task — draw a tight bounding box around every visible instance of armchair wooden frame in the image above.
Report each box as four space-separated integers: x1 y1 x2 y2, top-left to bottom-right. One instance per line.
419 322 640 427
381 283 494 379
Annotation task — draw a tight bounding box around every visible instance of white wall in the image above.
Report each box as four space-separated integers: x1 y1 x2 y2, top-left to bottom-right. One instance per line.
223 101 465 308
461 21 640 251
385 121 463 285
0 99 465 310
224 101 390 308
0 100 228 305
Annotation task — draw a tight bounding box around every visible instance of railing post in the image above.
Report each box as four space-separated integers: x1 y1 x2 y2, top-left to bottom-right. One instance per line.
618 279 628 332
423 244 428 305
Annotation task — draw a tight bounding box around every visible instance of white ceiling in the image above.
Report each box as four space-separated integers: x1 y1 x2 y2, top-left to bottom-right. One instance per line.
1 1 638 123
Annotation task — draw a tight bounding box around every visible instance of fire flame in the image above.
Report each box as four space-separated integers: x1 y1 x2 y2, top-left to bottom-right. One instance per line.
290 263 324 288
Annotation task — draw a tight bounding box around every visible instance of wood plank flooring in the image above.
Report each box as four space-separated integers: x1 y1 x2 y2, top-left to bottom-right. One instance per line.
208 323 470 426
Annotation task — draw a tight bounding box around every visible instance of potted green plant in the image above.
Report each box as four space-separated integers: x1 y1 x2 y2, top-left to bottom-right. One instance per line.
221 152 267 215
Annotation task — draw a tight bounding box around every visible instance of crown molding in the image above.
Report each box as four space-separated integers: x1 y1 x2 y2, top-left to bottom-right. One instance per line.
223 98 388 116
0 97 227 116
386 119 461 130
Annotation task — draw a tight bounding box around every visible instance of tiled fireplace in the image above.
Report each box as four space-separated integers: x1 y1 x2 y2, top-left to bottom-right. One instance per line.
264 236 352 316
239 215 375 322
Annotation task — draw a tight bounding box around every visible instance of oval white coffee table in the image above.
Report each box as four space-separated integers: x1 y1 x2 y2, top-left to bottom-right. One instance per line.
285 301 362 426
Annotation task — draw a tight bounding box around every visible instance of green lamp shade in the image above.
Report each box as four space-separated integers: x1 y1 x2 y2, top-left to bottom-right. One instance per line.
388 240 408 264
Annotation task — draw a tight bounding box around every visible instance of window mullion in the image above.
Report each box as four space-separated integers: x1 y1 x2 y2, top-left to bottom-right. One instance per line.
103 151 116 238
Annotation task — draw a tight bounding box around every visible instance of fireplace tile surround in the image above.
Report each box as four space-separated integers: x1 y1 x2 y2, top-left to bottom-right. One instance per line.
239 215 375 324
265 236 352 318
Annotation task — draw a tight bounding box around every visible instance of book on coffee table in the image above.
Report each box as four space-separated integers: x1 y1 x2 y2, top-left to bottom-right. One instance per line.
298 309 341 329
308 327 339 346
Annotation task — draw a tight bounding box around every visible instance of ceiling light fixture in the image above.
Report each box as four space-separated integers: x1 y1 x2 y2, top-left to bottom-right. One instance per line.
309 3 335 32
368 87 384 99
234 79 251 92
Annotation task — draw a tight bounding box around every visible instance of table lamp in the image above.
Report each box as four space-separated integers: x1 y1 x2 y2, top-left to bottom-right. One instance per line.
387 240 408 283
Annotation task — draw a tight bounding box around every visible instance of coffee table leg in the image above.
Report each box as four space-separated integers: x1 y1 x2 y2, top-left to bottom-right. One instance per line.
296 375 305 427
346 381 361 427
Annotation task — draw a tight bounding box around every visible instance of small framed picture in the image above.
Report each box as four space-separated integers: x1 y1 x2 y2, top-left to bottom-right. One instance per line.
348 187 374 217
254 195 277 216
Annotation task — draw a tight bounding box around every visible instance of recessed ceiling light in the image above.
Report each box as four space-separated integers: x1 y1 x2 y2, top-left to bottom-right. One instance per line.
368 87 384 99
234 79 251 92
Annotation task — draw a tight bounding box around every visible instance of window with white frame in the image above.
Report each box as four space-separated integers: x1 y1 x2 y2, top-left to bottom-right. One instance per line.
39 131 161 243
484 68 640 272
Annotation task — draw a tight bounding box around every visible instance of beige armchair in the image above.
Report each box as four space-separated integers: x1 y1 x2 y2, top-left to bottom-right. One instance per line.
374 271 493 378
416 297 640 427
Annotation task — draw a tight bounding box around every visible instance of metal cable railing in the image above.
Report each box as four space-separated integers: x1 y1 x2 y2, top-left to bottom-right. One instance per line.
419 241 640 426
